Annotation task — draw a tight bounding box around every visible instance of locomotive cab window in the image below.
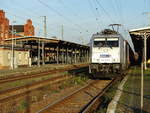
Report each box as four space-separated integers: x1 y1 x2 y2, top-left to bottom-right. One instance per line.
107 38 119 47
93 38 105 47
93 38 118 47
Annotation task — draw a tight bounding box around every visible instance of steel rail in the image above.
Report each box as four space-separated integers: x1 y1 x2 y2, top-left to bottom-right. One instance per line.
0 64 88 84
0 74 72 102
36 80 95 113
80 78 118 113
36 77 121 113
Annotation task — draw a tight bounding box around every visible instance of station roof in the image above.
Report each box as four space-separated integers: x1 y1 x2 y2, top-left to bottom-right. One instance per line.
4 36 89 49
129 26 150 35
129 26 150 63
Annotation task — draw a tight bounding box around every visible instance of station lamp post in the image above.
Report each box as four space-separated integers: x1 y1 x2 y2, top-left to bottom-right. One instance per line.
141 56 144 113
11 20 16 70
130 28 150 113
38 35 41 67
141 32 150 70
140 32 149 112
41 16 47 65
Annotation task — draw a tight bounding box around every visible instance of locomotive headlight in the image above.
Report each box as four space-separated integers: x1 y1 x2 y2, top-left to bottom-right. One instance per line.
113 58 119 62
114 58 119 62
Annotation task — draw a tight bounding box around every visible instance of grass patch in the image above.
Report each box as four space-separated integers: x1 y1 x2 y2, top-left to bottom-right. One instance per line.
19 100 29 111
51 89 60 94
130 66 150 76
0 72 67 91
59 75 89 90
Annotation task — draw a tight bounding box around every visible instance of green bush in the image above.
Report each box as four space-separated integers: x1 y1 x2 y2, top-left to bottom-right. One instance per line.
19 100 29 110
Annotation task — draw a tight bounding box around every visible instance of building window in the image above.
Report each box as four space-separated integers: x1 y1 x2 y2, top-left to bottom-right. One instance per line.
19 52 21 61
25 52 28 60
8 52 11 60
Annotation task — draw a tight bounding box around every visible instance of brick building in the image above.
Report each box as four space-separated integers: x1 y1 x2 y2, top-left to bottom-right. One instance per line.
0 10 9 40
24 19 34 36
9 19 35 37
0 10 34 41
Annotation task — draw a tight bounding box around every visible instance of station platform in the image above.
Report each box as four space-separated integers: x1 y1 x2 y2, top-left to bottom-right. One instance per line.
107 67 150 113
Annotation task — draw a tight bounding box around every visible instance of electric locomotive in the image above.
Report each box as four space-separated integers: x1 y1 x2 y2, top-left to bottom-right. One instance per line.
89 29 130 78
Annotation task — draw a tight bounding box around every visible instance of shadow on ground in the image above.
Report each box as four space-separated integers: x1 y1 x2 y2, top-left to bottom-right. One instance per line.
118 101 148 113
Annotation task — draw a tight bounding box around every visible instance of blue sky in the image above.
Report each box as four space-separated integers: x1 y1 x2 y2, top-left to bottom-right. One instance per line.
1 0 150 44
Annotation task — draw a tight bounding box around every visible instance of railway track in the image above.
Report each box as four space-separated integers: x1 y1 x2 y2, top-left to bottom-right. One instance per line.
81 78 119 113
0 64 88 84
0 74 72 103
36 78 116 113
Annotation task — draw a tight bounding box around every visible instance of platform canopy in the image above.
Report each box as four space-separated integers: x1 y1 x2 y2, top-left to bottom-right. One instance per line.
129 26 150 35
129 26 150 69
4 36 89 49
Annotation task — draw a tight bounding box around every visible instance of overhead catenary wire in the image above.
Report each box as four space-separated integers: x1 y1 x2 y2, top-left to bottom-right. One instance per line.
5 0 147 43
87 0 103 29
115 0 124 24
95 0 116 24
93 0 105 28
6 11 42 26
10 2 72 30
6 11 85 42
5 0 67 34
110 0 118 19
5 4 85 39
4 0 42 23
5 11 52 37
56 0 91 34
111 0 122 24
87 0 98 18
91 0 104 27
57 0 80 18
58 0 92 33
37 0 86 33
4 0 89 39
4 1 47 30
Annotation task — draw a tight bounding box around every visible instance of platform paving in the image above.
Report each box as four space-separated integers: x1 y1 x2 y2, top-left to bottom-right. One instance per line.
116 67 150 113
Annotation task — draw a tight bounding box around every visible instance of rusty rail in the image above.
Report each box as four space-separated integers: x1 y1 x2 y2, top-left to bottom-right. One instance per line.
80 78 119 113
36 80 95 113
0 64 88 84
36 79 112 113
0 74 72 102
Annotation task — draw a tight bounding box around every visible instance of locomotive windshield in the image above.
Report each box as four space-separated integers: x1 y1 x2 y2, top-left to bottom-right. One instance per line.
94 38 105 47
94 38 118 47
107 38 118 47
